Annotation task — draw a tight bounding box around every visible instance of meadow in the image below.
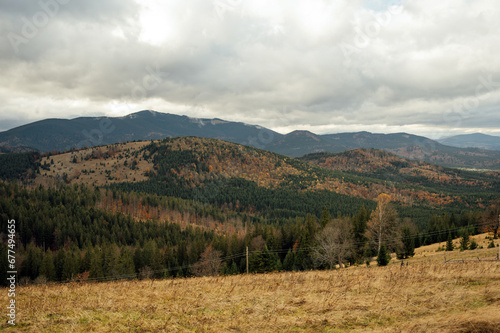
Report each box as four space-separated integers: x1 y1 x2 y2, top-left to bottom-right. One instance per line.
1 246 499 332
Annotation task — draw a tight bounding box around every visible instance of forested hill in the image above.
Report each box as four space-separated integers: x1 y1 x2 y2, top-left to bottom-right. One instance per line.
28 137 500 228
1 137 499 285
300 148 500 188
2 110 500 170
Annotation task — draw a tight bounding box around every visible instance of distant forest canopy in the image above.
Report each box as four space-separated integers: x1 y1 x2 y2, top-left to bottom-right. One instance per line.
0 137 499 285
0 151 40 181
0 181 497 286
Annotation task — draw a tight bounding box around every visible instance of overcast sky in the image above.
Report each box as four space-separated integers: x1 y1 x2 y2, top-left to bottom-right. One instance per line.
1 0 499 138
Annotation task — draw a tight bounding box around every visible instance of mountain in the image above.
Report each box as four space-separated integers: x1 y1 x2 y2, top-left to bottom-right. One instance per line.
1 110 500 170
438 133 500 151
0 110 282 153
262 131 500 170
299 148 500 191
28 137 499 228
263 130 347 156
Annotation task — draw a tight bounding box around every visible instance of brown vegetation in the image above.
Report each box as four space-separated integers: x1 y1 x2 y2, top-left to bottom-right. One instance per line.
34 138 477 208
36 141 152 187
2 251 499 332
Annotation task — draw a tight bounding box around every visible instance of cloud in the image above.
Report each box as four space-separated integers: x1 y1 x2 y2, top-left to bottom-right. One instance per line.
0 0 499 138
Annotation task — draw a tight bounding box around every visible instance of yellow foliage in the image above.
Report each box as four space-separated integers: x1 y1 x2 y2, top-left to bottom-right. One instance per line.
377 193 392 202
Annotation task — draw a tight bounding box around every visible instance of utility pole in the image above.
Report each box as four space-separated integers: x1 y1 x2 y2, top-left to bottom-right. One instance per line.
246 246 249 274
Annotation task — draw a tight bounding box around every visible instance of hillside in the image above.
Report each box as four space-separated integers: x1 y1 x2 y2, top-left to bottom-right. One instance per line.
2 110 500 170
300 148 500 188
2 254 499 332
27 137 499 234
438 133 500 151
33 138 498 212
2 138 499 291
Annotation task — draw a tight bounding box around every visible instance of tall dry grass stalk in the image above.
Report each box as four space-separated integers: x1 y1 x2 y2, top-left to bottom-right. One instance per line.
1 260 499 332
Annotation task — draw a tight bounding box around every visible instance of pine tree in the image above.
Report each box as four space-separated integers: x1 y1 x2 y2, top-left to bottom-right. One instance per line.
377 244 390 266
89 248 104 281
320 207 331 228
397 226 415 259
446 233 454 251
22 244 43 281
460 233 470 251
54 249 65 281
227 261 237 275
117 247 136 278
353 205 369 262
283 249 296 271
249 245 281 273
62 249 79 281
39 250 56 281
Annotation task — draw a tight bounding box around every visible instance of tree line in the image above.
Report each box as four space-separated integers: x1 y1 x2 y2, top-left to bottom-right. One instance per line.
2 181 491 286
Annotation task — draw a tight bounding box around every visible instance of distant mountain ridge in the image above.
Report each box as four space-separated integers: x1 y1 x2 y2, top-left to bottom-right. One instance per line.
1 110 500 170
438 133 500 151
0 110 282 153
262 130 500 170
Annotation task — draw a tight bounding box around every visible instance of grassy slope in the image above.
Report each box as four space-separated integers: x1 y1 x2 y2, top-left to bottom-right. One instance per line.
2 245 499 332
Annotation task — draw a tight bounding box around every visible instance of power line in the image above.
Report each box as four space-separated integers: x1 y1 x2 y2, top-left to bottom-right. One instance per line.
25 216 497 286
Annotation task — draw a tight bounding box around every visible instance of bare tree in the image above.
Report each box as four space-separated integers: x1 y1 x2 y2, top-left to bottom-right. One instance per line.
313 217 354 269
479 202 500 236
192 245 223 277
366 193 400 256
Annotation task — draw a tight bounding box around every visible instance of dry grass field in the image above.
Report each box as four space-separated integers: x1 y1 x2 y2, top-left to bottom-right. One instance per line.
2 247 499 332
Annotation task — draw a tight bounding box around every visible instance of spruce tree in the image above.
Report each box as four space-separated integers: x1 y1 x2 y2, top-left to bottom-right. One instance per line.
460 233 470 251
117 247 136 278
377 244 390 266
89 248 104 281
320 207 331 228
283 249 296 271
230 261 239 275
249 245 281 273
446 233 454 251
397 226 415 259
54 250 65 281
39 250 56 281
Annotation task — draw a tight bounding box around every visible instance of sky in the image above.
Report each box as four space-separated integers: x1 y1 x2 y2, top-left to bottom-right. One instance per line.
0 0 500 139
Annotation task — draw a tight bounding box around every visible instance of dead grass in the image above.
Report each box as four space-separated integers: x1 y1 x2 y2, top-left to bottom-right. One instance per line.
2 253 499 332
411 234 500 264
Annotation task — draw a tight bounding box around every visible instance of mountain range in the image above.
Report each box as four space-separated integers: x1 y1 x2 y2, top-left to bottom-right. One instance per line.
1 110 499 170
437 133 500 151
